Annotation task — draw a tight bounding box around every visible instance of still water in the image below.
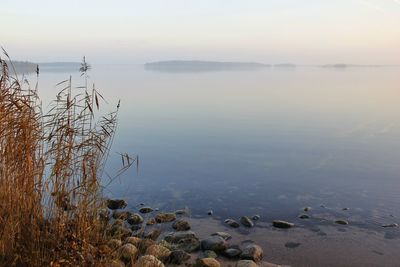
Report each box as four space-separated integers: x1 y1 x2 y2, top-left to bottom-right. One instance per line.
35 65 400 266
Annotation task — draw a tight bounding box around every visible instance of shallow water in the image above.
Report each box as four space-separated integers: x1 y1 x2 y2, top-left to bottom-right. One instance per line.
34 64 400 266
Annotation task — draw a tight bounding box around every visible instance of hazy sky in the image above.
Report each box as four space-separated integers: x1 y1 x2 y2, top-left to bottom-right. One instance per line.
1 0 400 64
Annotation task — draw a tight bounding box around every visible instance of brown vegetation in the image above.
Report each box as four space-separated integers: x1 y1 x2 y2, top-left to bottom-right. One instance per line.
0 52 126 266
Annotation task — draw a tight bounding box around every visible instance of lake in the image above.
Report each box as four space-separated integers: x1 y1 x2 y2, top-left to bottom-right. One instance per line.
34 64 400 266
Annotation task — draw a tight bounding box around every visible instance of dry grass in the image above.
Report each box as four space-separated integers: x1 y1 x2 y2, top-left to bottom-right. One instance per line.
0 53 126 266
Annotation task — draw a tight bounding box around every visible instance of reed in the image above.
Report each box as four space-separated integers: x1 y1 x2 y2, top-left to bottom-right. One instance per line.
0 53 124 266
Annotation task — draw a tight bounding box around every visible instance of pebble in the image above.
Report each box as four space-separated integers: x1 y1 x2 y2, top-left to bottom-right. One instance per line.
201 236 228 252
252 215 261 221
208 210 213 215
240 216 254 228
240 244 263 262
224 219 240 228
127 213 144 225
298 214 310 219
139 207 154 214
168 250 191 264
224 248 242 258
272 220 294 229
211 232 232 241
335 219 349 225
382 223 398 228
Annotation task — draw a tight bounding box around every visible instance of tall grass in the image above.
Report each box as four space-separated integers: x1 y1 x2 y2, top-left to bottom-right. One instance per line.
0 53 124 266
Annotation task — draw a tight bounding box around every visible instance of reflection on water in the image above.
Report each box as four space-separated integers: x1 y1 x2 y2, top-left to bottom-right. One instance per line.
33 65 400 266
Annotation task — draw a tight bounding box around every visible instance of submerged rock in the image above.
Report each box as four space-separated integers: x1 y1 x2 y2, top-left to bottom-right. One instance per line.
208 210 214 216
224 219 240 228
127 213 144 225
335 220 349 225
172 219 191 231
252 215 261 221
236 260 258 267
298 214 310 219
240 216 254 228
175 209 188 215
155 212 177 223
303 207 311 212
272 220 294 229
168 250 191 264
146 218 157 225
240 244 263 262
107 199 128 210
136 255 165 267
201 236 228 252
382 223 398 228
195 258 221 267
139 207 154 214
211 232 231 241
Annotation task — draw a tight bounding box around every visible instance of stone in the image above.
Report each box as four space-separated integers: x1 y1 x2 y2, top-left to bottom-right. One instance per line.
211 232 231 241
236 260 258 267
241 244 263 262
147 218 157 225
208 210 213 215
107 199 128 210
342 207 349 211
164 231 200 252
113 210 131 220
155 212 177 223
201 236 227 252
144 229 162 241
127 213 144 225
202 250 218 258
118 243 138 262
108 239 122 249
139 207 154 214
172 219 191 231
303 207 311 212
125 236 141 247
139 239 156 253
224 248 242 258
240 216 254 227
136 255 165 267
195 258 221 267
175 209 187 215
252 215 261 221
109 225 132 239
224 219 240 228
108 260 126 267
298 214 310 219
168 250 191 264
272 220 294 229
146 244 171 262
335 219 349 225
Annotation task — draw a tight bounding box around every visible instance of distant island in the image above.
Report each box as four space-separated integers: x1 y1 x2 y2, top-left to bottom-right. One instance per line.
144 60 271 72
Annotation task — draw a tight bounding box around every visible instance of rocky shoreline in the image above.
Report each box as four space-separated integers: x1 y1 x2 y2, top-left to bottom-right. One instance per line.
103 199 292 267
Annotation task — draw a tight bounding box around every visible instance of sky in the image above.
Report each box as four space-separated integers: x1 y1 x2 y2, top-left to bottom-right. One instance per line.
1 0 400 64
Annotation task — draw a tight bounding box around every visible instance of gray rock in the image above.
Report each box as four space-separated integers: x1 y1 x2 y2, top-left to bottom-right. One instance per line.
252 215 261 221
127 213 144 225
211 232 231 241
107 199 127 210
240 244 263 262
112 210 131 220
335 219 349 225
168 250 191 264
175 209 187 215
164 231 200 253
201 236 228 252
298 214 310 219
240 216 254 227
139 207 154 214
172 219 191 231
224 248 242 258
136 255 165 267
224 219 240 228
155 212 177 223
272 220 294 229
236 260 258 267
208 210 213 216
